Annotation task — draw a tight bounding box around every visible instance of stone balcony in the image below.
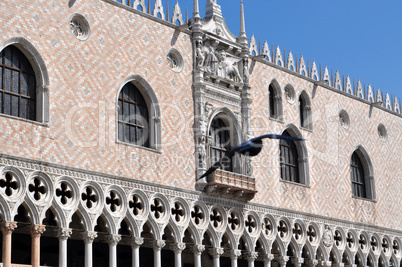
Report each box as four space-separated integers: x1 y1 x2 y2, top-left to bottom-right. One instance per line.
205 169 257 201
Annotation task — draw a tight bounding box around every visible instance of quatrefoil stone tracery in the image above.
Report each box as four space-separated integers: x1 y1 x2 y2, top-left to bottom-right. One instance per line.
106 191 121 212
150 198 164 219
171 202 184 222
228 212 240 231
210 209 222 228
29 177 46 201
56 182 72 205
307 225 317 242
81 186 97 209
262 218 272 236
191 206 204 225
0 173 18 196
278 220 288 239
129 195 143 216
245 215 256 233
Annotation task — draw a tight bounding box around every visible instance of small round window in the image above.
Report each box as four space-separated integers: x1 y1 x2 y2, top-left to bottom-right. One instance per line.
166 48 183 73
339 110 350 129
377 123 387 141
70 14 90 41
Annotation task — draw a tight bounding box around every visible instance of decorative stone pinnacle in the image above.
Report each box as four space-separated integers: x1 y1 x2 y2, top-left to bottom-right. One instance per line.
0 221 17 234
82 231 97 243
29 224 46 237
107 234 122 246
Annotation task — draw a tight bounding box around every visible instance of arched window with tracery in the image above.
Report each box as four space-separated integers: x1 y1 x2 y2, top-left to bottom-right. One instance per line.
0 45 36 120
279 131 300 183
209 117 233 172
350 149 375 200
118 82 149 147
299 91 312 130
268 81 283 121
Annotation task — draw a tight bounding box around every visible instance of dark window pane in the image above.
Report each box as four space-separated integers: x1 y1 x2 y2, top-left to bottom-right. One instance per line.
4 68 11 91
28 99 35 120
123 102 129 122
118 122 123 141
11 95 19 116
137 127 143 145
21 73 29 95
0 67 2 89
4 93 11 115
125 124 130 143
130 103 136 124
130 126 136 144
12 70 19 93
118 100 123 121
4 47 12 66
12 50 19 68
21 98 27 119
28 76 35 97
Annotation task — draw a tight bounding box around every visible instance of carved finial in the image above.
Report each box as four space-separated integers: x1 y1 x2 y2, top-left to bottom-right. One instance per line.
299 55 307 76
334 70 342 90
239 0 247 43
193 0 200 18
153 0 165 19
249 34 258 56
323 66 330 85
275 45 283 66
394 96 400 113
310 61 318 80
287 50 295 71
262 40 271 61
345 75 352 94
133 0 146 12
385 93 391 109
172 1 183 25
356 79 364 98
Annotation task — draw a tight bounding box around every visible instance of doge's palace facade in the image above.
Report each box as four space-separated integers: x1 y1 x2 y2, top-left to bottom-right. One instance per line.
0 0 400 267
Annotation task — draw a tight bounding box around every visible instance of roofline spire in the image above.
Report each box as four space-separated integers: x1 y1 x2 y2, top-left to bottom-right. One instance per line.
239 1 247 43
193 0 200 18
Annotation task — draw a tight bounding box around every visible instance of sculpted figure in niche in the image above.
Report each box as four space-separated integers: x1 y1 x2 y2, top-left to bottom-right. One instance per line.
216 49 243 83
322 225 333 247
196 42 218 74
196 40 205 68
243 58 249 84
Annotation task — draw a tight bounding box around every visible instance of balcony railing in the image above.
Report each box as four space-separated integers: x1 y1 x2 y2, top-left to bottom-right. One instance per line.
207 169 257 196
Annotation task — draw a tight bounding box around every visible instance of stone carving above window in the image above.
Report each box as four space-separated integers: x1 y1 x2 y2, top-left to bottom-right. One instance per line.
70 14 90 41
196 40 243 84
377 123 387 141
339 110 350 129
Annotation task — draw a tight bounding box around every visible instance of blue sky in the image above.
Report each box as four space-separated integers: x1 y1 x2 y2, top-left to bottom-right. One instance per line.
156 0 401 101
207 0 401 100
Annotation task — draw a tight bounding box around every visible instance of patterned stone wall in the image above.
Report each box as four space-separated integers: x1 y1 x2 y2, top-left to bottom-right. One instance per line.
0 0 401 234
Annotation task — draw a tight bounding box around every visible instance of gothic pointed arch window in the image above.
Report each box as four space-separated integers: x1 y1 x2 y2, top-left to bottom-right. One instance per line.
268 81 283 121
350 148 375 200
209 116 233 172
117 76 161 150
0 45 36 120
279 126 309 185
299 91 312 130
118 82 149 147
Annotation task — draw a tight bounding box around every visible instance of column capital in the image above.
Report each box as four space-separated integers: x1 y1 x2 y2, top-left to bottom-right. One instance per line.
306 259 319 267
247 252 258 262
82 231 98 244
170 242 186 254
264 254 275 262
322 260 332 267
193 244 205 255
229 249 242 260
29 224 46 237
131 237 144 248
209 247 224 259
153 239 166 251
107 234 121 246
0 221 17 234
57 228 72 240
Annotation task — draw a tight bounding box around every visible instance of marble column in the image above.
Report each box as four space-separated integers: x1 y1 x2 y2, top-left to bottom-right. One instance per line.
247 252 258 267
263 254 275 267
82 231 97 267
131 237 144 267
1 221 17 267
29 224 46 267
229 249 241 267
170 242 186 267
153 239 165 267
107 234 121 267
193 244 205 267
210 247 224 267
57 228 72 267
